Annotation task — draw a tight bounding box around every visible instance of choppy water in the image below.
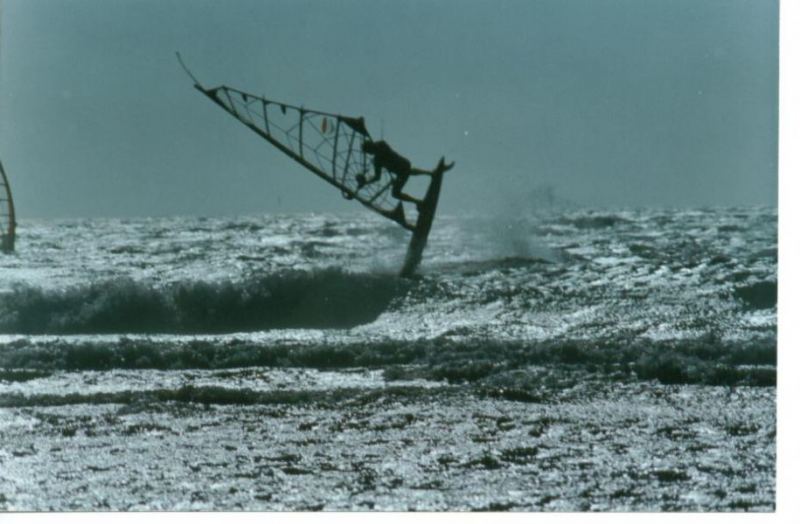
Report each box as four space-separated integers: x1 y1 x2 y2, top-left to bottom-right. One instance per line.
0 207 777 510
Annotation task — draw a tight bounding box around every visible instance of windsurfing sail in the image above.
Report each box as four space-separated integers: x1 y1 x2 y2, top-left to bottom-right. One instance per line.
178 53 452 276
0 159 16 253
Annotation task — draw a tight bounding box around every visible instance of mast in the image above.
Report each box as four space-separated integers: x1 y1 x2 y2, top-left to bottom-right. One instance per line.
0 159 16 253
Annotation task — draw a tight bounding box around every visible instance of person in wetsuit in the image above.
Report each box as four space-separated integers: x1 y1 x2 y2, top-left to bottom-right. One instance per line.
357 139 432 205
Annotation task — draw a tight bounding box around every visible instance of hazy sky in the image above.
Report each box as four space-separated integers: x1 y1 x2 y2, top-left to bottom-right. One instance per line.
0 0 778 218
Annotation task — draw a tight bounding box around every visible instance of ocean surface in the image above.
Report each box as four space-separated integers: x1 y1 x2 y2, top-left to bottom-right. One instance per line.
0 207 777 511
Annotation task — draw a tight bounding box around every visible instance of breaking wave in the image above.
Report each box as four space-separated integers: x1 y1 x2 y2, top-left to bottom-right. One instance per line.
0 269 409 334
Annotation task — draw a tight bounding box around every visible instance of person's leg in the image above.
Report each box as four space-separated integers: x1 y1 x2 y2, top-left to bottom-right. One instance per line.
392 173 423 205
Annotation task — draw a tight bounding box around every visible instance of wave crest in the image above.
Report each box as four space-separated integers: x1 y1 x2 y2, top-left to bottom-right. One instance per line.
0 269 408 334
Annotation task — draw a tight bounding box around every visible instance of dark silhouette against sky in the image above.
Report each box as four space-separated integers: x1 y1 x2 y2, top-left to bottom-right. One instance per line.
0 0 778 218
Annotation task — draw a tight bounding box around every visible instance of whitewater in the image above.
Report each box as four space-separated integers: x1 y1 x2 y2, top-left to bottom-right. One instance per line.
0 207 776 511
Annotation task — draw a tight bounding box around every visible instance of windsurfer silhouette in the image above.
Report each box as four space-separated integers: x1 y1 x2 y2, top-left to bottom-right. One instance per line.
357 139 435 207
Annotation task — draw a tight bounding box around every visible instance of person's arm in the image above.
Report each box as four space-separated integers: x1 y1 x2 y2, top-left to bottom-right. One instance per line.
370 158 382 183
